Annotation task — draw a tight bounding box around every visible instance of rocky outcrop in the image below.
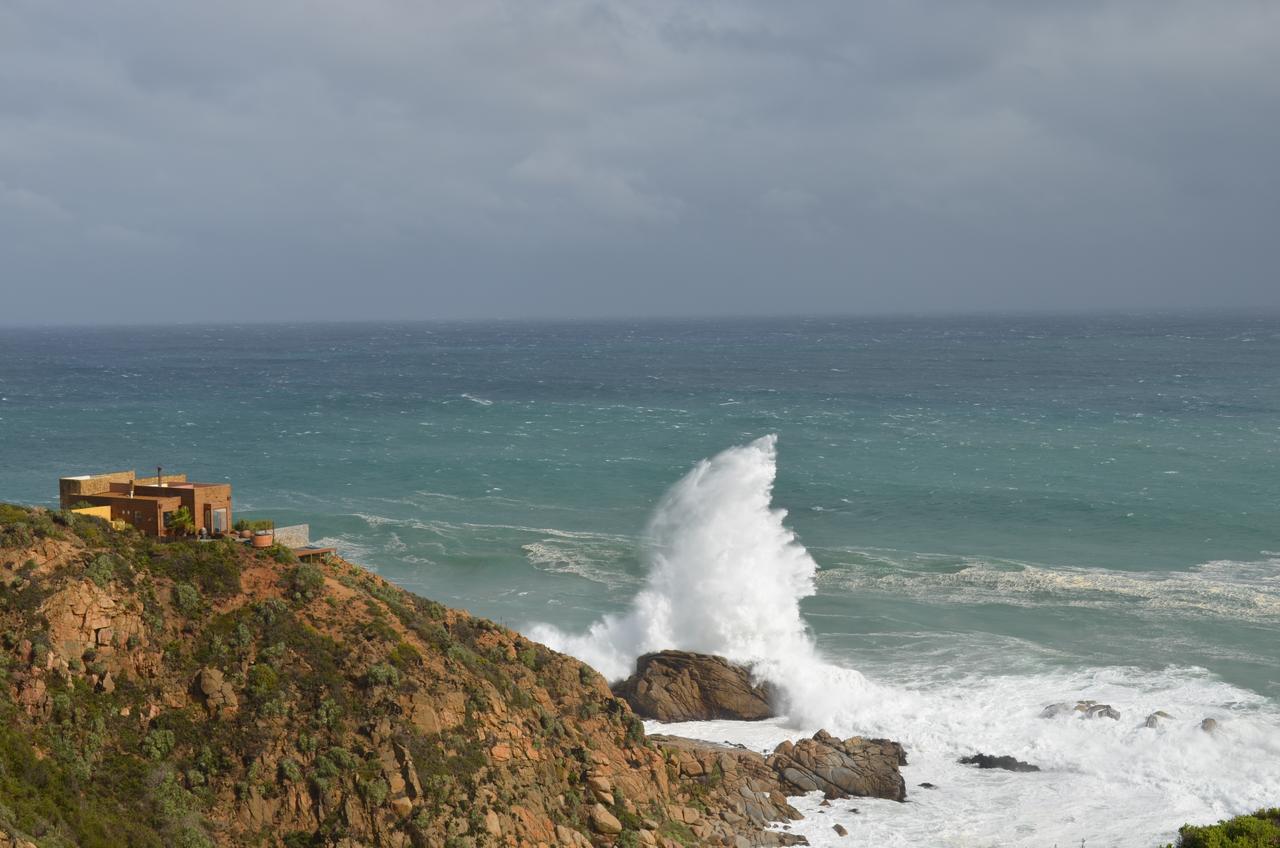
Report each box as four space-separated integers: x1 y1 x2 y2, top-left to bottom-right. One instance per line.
613 650 776 722
1143 710 1174 728
1080 702 1120 720
771 730 908 801
4 505 867 848
193 667 239 717
1039 700 1120 720
655 728 908 812
959 753 1041 772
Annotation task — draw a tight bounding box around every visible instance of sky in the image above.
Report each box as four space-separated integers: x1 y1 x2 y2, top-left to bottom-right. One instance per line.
2 0 1279 324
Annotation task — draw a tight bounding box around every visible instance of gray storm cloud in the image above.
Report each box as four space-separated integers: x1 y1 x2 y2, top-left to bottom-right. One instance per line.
1 0 1278 323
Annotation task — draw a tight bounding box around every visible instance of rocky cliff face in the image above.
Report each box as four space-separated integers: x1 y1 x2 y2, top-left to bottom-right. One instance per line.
0 505 907 848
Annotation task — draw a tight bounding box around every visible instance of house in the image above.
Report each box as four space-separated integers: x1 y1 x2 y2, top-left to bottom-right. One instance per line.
59 470 232 537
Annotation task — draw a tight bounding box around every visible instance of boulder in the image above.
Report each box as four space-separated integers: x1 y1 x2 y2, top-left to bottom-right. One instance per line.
1143 710 1174 729
769 730 907 801
193 667 239 717
958 754 1040 773
1200 718 1219 733
1039 702 1075 719
1042 700 1121 720
1080 703 1120 721
613 650 775 722
590 803 623 835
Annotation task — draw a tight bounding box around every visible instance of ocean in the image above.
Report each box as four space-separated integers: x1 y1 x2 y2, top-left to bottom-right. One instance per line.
2 314 1278 846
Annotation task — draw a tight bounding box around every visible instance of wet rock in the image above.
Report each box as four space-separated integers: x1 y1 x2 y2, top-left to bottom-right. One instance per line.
918 782 937 789
770 730 907 801
1081 703 1120 721
958 754 1041 773
833 823 848 836
613 650 775 722
1201 718 1219 733
1143 710 1174 728
1039 702 1076 719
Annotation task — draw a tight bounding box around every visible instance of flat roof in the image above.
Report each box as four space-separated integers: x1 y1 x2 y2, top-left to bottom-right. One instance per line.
79 492 181 504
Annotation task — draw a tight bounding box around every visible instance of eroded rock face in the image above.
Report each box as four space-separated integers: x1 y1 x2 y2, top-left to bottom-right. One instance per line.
612 650 776 722
771 731 908 801
654 728 908 810
194 667 239 717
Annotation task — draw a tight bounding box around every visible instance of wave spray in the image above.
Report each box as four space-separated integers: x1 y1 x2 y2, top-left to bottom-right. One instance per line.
531 436 1280 845
531 434 870 726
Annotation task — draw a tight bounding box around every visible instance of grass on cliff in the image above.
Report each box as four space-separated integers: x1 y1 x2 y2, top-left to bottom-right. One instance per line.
0 504 646 847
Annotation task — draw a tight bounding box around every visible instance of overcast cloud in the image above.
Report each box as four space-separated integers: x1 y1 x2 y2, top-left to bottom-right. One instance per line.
2 0 1278 324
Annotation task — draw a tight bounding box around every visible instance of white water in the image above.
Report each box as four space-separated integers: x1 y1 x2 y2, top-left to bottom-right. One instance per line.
531 436 1280 846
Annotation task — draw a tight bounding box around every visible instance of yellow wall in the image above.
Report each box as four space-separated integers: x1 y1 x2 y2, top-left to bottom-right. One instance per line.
71 505 113 520
70 505 128 530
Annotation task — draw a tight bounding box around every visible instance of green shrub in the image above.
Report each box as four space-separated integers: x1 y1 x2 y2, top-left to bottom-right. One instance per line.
358 777 389 806
234 518 274 532
1170 809 1280 848
246 664 279 703
265 544 299 565
149 541 242 598
388 641 422 669
143 729 176 760
0 505 64 548
624 715 645 746
173 583 203 617
85 554 117 587
363 663 400 689
288 563 325 600
278 758 303 784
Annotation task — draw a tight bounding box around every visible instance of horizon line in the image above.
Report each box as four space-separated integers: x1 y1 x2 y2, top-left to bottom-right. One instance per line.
4 305 1280 331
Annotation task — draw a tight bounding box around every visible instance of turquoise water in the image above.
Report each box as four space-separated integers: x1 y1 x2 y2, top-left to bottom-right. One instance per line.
4 315 1280 844
1 316 1277 697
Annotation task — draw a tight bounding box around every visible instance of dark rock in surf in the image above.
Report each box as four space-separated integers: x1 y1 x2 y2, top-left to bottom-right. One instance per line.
958 753 1041 773
1039 702 1076 719
1079 702 1121 720
1041 700 1120 720
612 650 776 722
1201 717 1219 733
1143 710 1174 728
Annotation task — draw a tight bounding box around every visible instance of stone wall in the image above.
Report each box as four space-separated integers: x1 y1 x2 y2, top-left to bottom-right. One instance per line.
272 524 310 547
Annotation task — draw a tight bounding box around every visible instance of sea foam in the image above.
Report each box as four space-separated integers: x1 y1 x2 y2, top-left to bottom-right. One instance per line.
531 436 1280 845
531 435 869 726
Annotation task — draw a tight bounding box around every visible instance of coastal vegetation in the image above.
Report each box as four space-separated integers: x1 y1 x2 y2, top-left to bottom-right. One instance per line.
0 503 1271 847
1165 809 1280 847
0 504 813 847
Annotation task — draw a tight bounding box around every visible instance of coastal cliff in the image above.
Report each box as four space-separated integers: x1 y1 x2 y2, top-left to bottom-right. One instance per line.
0 505 833 848
1 505 1259 848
